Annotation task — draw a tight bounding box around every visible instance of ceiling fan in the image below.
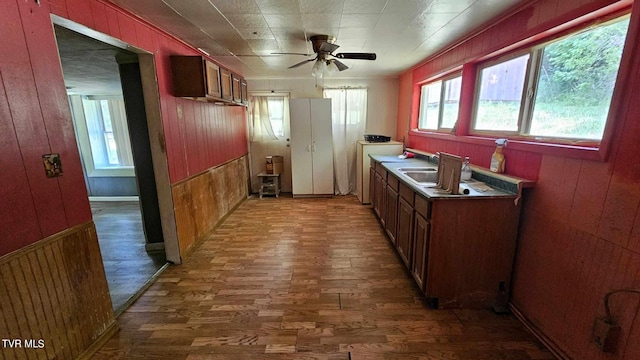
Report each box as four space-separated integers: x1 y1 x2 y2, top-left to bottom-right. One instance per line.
273 35 376 76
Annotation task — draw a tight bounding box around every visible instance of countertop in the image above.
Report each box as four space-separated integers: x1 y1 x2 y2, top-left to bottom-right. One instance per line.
369 154 518 200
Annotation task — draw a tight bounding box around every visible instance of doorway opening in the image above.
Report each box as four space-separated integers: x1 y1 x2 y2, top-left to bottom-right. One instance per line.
53 24 171 314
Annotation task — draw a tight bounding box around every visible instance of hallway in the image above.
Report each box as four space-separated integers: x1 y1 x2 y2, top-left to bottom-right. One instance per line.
93 196 553 359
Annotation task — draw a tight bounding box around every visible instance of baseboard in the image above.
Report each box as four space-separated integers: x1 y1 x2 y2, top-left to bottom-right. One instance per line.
114 262 170 317
89 196 139 202
509 303 567 360
76 320 119 360
145 242 165 253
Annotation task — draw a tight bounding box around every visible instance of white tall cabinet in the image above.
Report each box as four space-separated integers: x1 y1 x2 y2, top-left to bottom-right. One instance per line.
356 140 403 204
289 98 334 196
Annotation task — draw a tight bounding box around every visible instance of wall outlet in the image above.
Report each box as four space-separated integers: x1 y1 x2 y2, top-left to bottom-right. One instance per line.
592 317 620 353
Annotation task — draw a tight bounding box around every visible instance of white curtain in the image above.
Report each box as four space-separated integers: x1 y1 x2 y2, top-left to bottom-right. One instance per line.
251 96 278 142
108 99 134 166
324 88 367 195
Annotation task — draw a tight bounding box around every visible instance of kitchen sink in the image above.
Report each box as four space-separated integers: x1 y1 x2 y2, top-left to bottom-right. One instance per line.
403 171 438 183
397 167 436 172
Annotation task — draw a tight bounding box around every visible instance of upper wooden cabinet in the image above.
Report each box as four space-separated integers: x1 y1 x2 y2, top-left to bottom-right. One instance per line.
220 67 233 101
170 55 246 106
205 61 221 98
232 74 242 103
241 79 248 105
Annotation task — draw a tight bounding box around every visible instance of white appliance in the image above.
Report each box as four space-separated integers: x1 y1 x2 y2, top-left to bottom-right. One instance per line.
290 98 333 196
356 140 403 204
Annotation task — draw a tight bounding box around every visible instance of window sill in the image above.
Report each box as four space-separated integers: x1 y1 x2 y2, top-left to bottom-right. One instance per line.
410 129 602 161
88 167 136 177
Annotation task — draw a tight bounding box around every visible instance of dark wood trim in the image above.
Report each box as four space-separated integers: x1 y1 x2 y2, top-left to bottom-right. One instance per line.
76 320 120 360
510 303 568 360
0 221 93 264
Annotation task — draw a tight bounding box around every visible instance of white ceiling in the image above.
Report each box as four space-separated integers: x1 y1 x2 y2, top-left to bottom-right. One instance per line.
109 0 526 79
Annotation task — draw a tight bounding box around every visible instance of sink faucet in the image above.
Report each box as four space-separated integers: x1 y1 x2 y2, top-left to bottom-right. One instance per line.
430 152 440 164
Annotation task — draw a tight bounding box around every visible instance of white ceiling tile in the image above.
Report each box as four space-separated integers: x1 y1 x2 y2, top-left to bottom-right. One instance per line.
302 14 342 28
371 13 416 36
255 0 300 14
383 0 437 14
271 27 307 40
237 28 275 40
263 14 304 27
343 0 388 14
247 39 281 51
413 12 458 29
225 14 269 28
340 14 381 28
332 38 365 51
306 28 340 38
429 0 477 13
209 0 261 14
337 27 371 40
299 0 345 14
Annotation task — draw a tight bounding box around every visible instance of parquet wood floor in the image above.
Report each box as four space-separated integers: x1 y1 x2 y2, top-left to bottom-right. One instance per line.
94 195 554 360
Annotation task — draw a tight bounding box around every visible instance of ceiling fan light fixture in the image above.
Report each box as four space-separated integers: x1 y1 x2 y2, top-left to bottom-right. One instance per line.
326 60 339 75
312 59 326 78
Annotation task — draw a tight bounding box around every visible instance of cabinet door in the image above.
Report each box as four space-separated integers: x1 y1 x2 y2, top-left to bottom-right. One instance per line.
232 74 242 103
412 213 430 292
204 61 221 98
289 99 313 195
397 197 414 268
373 172 383 219
171 56 207 97
241 79 248 105
369 167 376 207
385 186 398 245
380 178 387 227
310 99 333 195
220 68 232 100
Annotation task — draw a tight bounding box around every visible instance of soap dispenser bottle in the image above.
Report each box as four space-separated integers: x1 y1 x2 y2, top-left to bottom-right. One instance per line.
461 156 472 181
490 139 508 173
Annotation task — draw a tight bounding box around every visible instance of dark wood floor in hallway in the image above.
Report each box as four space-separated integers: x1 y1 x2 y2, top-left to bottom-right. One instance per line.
94 195 554 360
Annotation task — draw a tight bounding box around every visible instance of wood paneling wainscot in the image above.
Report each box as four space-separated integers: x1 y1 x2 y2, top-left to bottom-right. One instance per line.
0 222 116 360
172 156 249 256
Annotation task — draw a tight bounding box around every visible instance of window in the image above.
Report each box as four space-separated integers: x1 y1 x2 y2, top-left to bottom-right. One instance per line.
473 16 630 141
267 97 285 138
80 97 134 170
418 75 462 130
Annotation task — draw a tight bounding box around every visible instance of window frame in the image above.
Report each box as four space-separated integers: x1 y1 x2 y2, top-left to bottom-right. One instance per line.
417 72 462 132
409 6 632 162
469 15 630 145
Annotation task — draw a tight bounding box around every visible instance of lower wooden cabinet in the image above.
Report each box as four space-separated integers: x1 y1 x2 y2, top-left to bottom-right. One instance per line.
385 186 398 245
411 212 429 292
397 197 414 268
370 159 521 309
369 167 376 208
373 172 383 219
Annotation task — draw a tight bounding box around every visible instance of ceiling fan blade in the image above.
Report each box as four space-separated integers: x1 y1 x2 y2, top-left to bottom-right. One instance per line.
319 42 339 53
287 58 316 69
333 59 349 71
272 52 314 56
335 52 377 60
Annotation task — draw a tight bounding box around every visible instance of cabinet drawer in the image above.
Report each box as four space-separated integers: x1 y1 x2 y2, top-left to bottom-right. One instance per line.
414 195 431 220
375 162 387 178
387 174 399 191
399 182 414 206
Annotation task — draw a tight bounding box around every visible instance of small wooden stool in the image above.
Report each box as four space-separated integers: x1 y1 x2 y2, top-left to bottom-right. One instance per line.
258 173 281 198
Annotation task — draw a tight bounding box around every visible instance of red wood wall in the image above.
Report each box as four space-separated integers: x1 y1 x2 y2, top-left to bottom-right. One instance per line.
397 0 640 359
0 0 247 256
